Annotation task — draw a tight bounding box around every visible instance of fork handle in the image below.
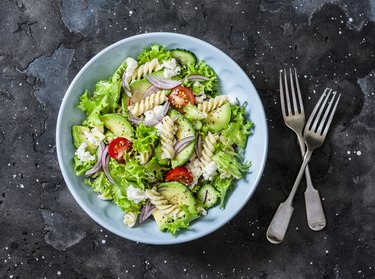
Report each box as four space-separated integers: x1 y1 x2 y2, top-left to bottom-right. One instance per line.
296 134 326 231
266 150 313 244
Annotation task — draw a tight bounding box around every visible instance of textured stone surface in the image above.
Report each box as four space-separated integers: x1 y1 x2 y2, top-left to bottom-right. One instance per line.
0 0 374 278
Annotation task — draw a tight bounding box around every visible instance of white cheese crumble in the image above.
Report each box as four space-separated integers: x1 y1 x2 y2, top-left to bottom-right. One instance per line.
202 161 217 181
187 158 203 187
125 57 138 81
162 58 181 78
75 142 95 162
126 185 146 204
84 128 105 146
143 110 155 121
227 95 238 105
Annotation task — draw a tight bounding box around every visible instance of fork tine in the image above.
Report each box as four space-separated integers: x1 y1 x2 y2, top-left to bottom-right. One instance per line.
311 88 333 132
316 91 337 134
294 68 304 116
279 70 287 118
305 88 331 131
289 68 298 115
321 93 341 137
284 69 292 116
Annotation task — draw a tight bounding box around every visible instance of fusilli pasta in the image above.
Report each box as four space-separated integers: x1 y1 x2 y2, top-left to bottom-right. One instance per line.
129 58 162 82
197 95 228 113
146 188 185 218
160 115 176 159
200 132 218 168
123 211 138 228
128 91 167 116
138 149 153 164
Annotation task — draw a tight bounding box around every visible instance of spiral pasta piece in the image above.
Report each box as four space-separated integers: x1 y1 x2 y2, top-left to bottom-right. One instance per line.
129 58 162 82
128 91 167 116
197 95 228 113
138 149 153 165
200 132 218 168
123 211 138 228
146 188 185 218
160 115 176 159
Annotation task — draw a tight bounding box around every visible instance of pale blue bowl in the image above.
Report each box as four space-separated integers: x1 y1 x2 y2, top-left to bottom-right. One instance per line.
56 32 268 244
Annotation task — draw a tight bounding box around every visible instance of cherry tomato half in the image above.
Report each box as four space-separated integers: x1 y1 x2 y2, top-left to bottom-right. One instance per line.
168 86 195 112
108 137 132 163
165 166 193 186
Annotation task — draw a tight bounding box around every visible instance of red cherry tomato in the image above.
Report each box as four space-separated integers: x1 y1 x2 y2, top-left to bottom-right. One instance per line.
108 137 132 163
168 86 195 112
165 166 193 186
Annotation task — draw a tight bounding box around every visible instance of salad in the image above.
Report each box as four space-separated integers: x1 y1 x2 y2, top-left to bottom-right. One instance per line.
72 45 253 235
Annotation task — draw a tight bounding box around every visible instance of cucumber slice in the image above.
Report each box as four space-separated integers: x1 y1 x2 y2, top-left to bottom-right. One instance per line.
197 184 219 208
171 49 197 66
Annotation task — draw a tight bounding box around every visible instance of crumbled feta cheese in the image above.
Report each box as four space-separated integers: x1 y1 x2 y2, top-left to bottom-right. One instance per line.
195 93 207 103
126 185 146 203
202 161 217 181
124 57 138 81
84 128 105 146
227 95 238 105
75 143 95 162
162 58 181 78
187 158 203 186
143 110 155 121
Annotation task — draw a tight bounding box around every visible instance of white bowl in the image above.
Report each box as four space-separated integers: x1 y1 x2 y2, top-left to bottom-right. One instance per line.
56 32 268 244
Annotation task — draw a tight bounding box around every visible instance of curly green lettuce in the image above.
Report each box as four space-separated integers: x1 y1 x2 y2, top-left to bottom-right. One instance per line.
132 123 159 155
213 150 251 180
213 177 233 209
73 156 95 176
137 44 172 64
159 206 199 236
182 61 218 96
220 104 253 148
77 59 127 127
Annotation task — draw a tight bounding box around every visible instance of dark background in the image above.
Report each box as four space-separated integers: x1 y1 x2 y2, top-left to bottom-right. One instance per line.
1 0 374 278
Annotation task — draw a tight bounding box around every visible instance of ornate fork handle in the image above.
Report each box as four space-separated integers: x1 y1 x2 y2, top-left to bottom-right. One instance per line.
296 133 326 231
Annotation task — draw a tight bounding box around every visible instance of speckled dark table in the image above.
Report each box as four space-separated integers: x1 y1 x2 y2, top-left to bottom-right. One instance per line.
1 1 374 278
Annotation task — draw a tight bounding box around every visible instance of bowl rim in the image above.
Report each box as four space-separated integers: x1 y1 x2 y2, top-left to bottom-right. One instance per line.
56 32 268 244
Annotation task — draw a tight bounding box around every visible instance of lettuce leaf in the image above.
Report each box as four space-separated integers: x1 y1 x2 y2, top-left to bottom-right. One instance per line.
77 62 124 127
137 44 172 64
73 156 95 176
144 157 168 181
132 123 159 155
220 105 253 148
109 158 149 190
213 150 251 179
182 61 218 96
213 177 234 209
84 171 113 199
159 206 199 236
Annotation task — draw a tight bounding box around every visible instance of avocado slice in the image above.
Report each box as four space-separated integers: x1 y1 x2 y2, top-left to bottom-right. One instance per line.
169 110 196 168
129 71 166 103
101 114 134 140
152 181 196 230
154 144 170 166
72 125 96 154
171 49 197 66
204 103 231 133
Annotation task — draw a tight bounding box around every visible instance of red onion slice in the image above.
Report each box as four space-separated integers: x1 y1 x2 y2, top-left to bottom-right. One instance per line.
187 74 210 82
122 72 132 97
174 136 196 155
139 201 157 223
145 74 182 89
195 134 202 159
85 142 105 176
101 146 115 184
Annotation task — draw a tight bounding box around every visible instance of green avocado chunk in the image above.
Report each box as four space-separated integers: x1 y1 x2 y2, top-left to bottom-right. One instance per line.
152 181 196 230
101 114 134 140
72 125 96 154
169 110 196 168
204 102 231 133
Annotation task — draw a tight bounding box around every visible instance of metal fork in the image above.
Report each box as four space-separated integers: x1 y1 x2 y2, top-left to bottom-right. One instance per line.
279 69 326 231
266 88 341 244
